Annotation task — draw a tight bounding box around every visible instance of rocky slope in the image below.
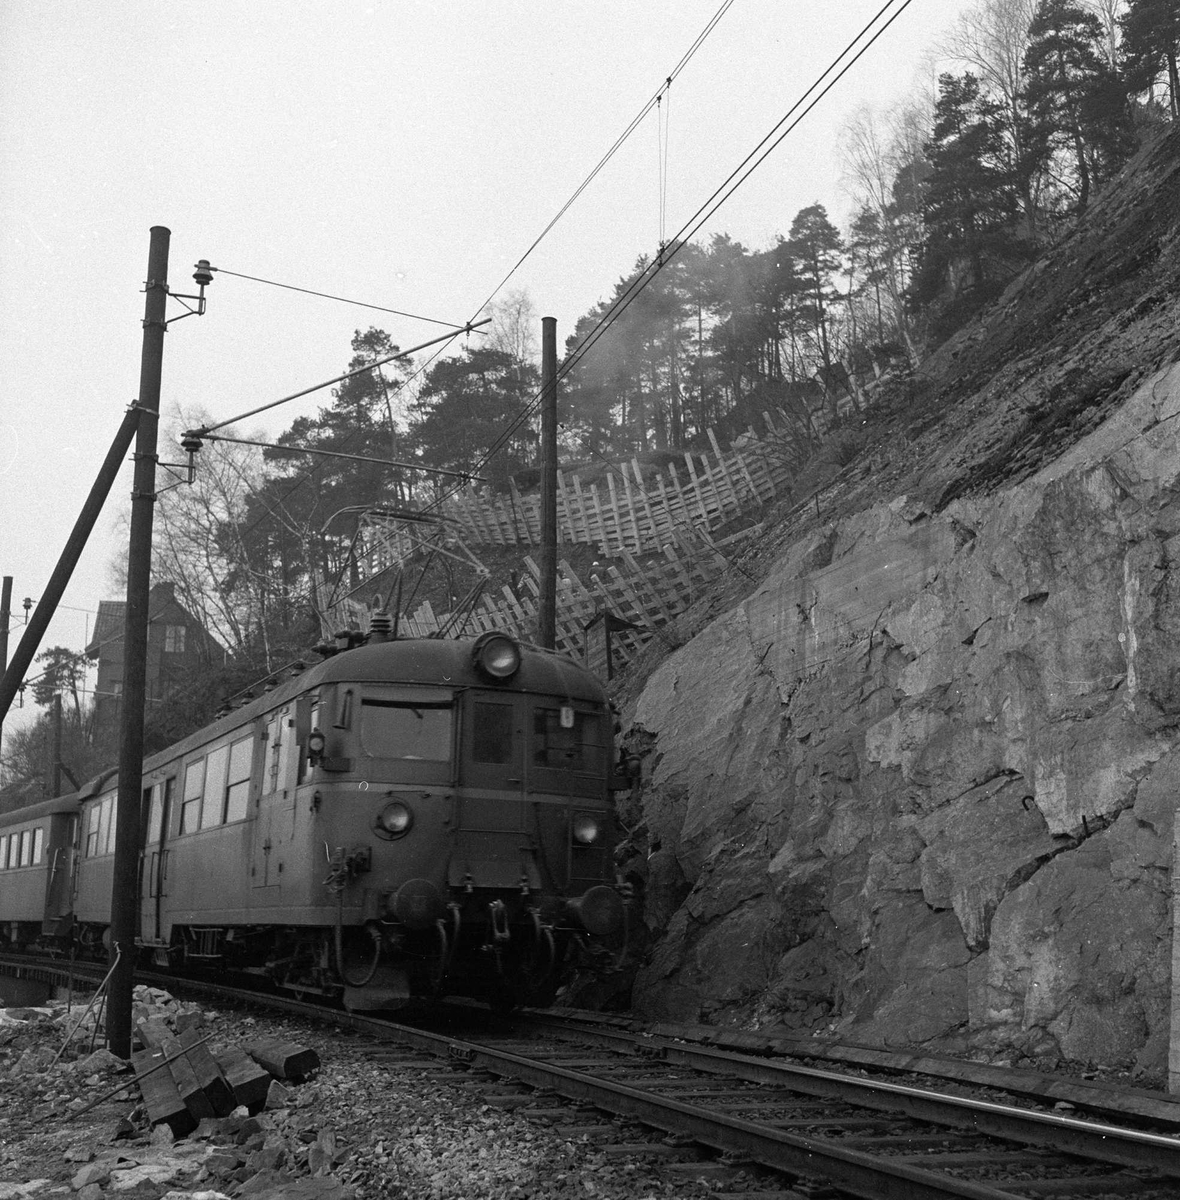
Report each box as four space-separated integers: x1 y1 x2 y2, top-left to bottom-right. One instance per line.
614 125 1180 1082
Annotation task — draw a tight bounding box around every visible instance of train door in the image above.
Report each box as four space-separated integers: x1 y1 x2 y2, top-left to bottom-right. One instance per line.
252 706 297 889
451 692 538 890
138 778 173 945
43 812 75 934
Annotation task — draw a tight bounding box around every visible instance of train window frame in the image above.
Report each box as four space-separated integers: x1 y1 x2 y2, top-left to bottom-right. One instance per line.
100 796 116 856
32 827 44 865
145 782 164 846
224 735 253 823
180 758 205 835
334 688 353 730
472 701 515 765
0 834 6 869
8 834 17 868
19 829 32 867
531 706 606 774
85 803 101 857
201 745 230 829
359 697 454 763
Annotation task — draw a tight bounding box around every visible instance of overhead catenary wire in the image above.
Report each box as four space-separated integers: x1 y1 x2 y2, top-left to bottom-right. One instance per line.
198 431 484 483
424 0 915 520
168 2 737 576
558 0 916 388
464 0 736 323
206 267 472 331
186 320 488 439
148 0 906 641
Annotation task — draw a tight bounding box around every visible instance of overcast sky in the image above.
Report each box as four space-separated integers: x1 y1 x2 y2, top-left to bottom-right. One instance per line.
0 0 971 747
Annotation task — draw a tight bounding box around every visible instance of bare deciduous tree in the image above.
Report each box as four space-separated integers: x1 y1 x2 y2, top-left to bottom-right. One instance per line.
941 0 1041 233
483 288 539 363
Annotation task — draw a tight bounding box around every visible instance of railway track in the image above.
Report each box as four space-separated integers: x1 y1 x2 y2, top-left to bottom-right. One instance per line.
6 955 1180 1198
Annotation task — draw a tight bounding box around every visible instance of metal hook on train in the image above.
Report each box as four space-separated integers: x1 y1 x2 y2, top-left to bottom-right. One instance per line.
488 899 510 944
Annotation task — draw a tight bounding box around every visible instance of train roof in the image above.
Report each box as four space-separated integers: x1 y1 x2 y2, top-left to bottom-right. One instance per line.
133 633 609 778
312 637 608 700
0 792 83 826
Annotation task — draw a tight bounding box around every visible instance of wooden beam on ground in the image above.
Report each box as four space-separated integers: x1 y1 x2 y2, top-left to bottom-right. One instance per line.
244 1038 321 1082
131 1046 197 1137
214 1044 273 1113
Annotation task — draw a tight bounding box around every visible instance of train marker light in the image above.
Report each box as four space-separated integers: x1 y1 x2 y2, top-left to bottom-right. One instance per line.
375 800 413 839
307 730 326 765
472 632 521 680
572 813 600 844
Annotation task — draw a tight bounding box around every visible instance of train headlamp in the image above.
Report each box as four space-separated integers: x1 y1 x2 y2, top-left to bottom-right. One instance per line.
472 632 521 681
375 800 414 839
572 813 600 845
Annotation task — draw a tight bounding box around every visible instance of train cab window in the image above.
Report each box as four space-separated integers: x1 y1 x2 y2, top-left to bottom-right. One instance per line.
32 827 43 865
360 700 453 761
472 702 514 764
532 707 605 774
224 736 253 822
180 759 205 834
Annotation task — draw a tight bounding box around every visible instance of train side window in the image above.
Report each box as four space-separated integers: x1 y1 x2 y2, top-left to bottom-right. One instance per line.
201 746 229 828
224 735 253 823
145 784 163 845
84 804 100 857
32 827 44 865
360 700 453 761
473 702 514 764
0 834 6 869
102 797 116 855
19 830 32 867
180 759 205 834
335 689 353 730
532 708 605 773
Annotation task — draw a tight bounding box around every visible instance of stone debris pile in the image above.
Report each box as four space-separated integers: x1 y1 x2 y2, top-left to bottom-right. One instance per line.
0 988 351 1200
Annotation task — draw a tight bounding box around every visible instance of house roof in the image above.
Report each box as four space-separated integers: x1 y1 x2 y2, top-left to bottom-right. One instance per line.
85 582 226 660
86 600 125 658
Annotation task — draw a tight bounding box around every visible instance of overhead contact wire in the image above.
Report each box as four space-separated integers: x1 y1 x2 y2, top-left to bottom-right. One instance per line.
559 0 915 386
466 0 735 322
441 0 914 504
416 0 917 542
208 267 470 330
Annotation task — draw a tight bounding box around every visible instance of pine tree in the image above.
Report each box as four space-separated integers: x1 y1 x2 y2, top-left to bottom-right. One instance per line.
910 73 1025 340
1120 0 1180 121
1022 0 1133 214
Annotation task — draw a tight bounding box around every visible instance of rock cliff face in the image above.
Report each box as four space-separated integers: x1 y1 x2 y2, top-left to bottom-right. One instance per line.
618 129 1180 1079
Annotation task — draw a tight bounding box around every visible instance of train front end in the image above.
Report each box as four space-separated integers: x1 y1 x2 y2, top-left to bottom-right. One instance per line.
308 631 627 1009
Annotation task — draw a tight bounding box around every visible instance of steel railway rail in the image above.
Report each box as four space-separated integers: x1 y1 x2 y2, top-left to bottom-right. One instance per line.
6 955 1180 1198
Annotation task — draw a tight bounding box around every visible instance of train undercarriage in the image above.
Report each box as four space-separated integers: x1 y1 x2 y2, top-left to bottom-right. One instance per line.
52 887 626 1012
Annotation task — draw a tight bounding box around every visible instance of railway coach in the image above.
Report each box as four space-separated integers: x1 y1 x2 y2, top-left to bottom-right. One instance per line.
0 793 79 948
3 625 628 1010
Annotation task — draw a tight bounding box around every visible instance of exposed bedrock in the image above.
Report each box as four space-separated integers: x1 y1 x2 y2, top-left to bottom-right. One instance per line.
622 364 1180 1077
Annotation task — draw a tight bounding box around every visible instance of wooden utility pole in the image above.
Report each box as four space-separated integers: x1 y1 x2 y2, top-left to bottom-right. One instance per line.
538 317 557 650
0 409 141 725
108 226 171 1058
0 576 11 770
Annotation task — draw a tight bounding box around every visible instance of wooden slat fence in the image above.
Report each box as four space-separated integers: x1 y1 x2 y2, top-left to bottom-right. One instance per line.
440 421 791 556
328 528 735 677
